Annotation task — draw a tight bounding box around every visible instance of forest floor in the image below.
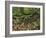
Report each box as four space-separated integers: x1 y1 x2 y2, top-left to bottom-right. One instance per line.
12 22 40 31
12 23 32 31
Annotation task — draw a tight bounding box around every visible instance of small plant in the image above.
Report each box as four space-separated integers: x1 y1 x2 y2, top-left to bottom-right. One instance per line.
12 7 40 31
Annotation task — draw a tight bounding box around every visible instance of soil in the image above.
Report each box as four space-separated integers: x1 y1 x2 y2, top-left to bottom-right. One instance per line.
12 23 32 31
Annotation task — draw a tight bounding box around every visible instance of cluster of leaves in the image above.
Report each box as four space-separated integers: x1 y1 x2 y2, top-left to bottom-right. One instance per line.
12 7 40 31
